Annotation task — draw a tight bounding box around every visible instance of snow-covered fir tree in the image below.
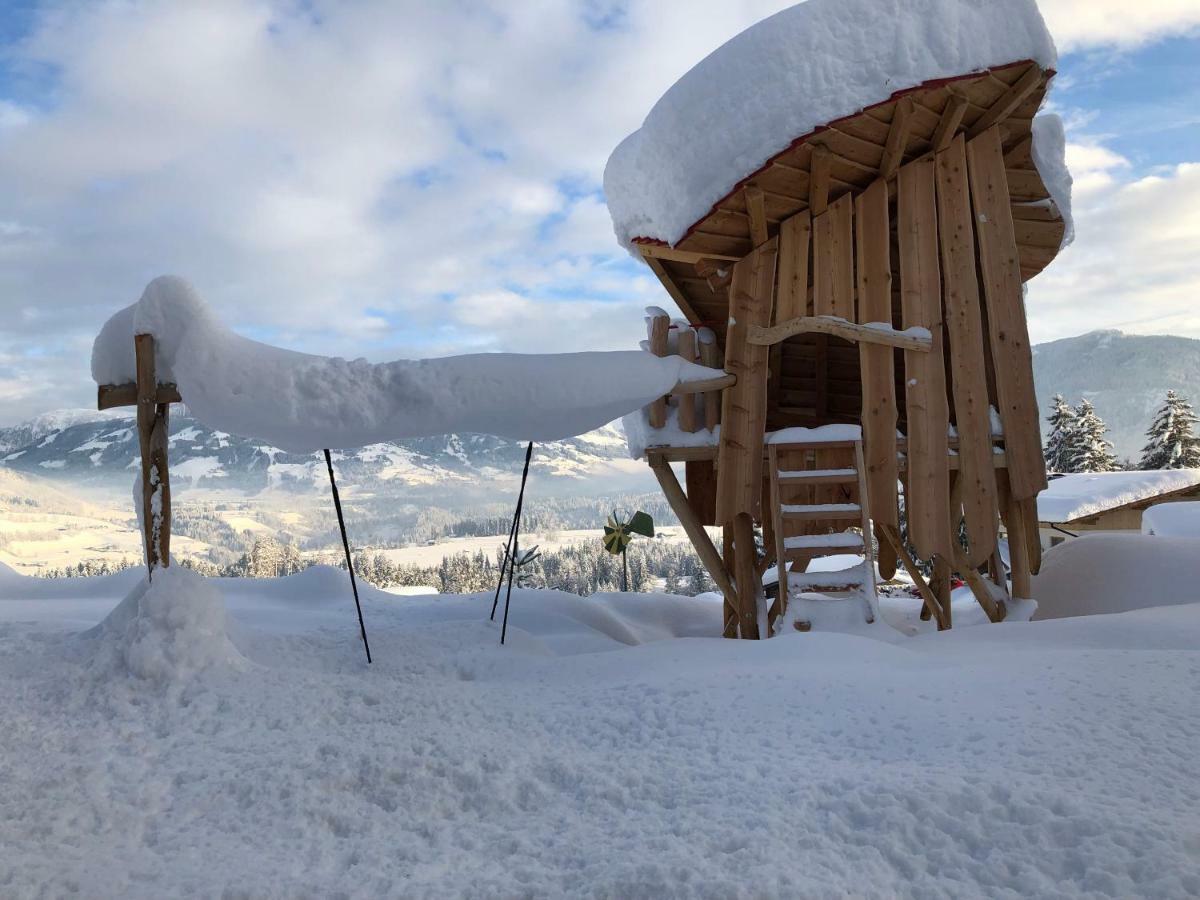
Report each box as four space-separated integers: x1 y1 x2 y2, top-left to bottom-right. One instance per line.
1043 393 1078 473
1070 399 1118 473
1139 390 1200 470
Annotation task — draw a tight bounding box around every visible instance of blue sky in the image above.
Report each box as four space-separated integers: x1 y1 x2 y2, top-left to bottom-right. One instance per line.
0 0 1198 424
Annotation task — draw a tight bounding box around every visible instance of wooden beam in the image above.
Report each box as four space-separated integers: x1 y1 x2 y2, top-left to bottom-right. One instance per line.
669 373 736 396
966 127 1048 501
715 238 780 524
750 315 931 351
98 382 182 410
969 64 1043 137
931 93 969 153
809 145 831 216
649 458 737 606
638 244 741 265
935 133 999 566
880 97 914 179
643 255 703 325
731 512 763 639
744 184 769 247
952 549 1006 623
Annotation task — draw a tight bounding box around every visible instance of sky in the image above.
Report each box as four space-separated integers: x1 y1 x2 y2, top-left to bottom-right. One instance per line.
0 0 1198 425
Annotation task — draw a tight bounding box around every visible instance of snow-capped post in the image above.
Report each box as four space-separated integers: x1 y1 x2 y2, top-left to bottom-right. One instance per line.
323 449 372 664
676 327 699 433
499 442 534 646
492 441 534 625
646 310 670 429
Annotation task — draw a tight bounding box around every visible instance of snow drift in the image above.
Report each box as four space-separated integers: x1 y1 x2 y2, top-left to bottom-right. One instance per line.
92 277 724 452
1032 533 1200 619
604 0 1067 250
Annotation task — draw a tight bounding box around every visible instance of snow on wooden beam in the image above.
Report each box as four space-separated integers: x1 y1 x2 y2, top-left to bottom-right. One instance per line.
748 315 932 351
98 382 182 410
638 244 741 264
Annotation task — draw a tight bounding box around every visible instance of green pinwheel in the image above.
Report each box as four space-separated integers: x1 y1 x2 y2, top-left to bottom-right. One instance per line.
602 510 654 591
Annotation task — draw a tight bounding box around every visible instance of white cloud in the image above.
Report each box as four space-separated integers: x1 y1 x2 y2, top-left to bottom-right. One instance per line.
1039 0 1200 52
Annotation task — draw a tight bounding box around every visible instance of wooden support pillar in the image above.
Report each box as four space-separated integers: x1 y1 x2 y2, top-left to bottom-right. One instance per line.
932 555 952 630
134 334 171 574
647 312 670 428
731 512 762 639
722 525 738 638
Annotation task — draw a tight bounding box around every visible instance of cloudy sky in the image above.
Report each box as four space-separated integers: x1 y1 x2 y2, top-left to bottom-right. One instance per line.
1 0 1198 424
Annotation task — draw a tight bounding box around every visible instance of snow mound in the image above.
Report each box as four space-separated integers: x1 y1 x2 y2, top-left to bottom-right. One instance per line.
605 0 1060 250
1032 533 1200 619
1142 501 1200 537
85 566 245 683
92 276 723 451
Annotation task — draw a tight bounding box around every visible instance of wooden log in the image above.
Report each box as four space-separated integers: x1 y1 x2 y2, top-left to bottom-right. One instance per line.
966 127 1048 501
931 93 969 153
880 97 913 179
731 512 763 639
748 315 931 351
809 146 831 216
699 332 722 431
669 373 736 396
722 525 739 637
638 244 740 264
676 328 699 434
854 179 900 556
767 445 788 629
875 527 899 582
879 523 946 629
952 550 1006 623
935 134 999 566
932 555 952 630
98 382 182 411
643 255 703 326
998 472 1033 599
647 312 670 428
650 459 737 607
969 64 1043 137
715 238 780 524
897 157 952 561
134 334 171 574
1021 495 1042 575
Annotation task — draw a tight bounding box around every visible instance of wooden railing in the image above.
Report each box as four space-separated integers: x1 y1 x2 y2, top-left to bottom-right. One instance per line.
643 308 725 435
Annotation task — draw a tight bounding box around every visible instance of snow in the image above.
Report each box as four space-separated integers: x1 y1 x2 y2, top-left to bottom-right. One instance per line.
605 0 1061 250
769 424 862 444
622 403 720 459
1030 113 1075 246
1032 533 1200 619
1142 501 1200 537
91 277 725 451
1037 469 1200 523
3 562 1197 896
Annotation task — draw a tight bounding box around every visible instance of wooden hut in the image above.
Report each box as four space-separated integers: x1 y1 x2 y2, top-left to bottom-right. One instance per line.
606 0 1071 637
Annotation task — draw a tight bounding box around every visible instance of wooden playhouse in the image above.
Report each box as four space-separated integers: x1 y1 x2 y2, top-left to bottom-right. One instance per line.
608 1 1070 637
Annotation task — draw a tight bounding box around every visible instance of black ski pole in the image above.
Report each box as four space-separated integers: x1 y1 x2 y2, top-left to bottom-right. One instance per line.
500 442 533 645
491 494 522 621
324 449 372 664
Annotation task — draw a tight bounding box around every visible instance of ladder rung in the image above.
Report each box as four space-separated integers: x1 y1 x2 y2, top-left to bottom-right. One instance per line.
784 533 864 551
789 567 869 590
777 467 858 485
781 503 862 522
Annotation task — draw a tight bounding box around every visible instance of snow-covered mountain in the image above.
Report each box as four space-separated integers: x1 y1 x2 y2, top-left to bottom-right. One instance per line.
0 409 644 501
1032 330 1200 460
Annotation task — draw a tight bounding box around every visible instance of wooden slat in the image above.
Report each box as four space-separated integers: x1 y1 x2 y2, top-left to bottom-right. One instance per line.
935 134 999 566
854 178 900 539
931 93 969 153
744 184 769 247
880 97 913 179
715 238 780 524
98 382 182 410
809 145 831 216
966 128 1048 501
813 194 854 319
897 157 952 562
775 211 812 322
969 64 1043 137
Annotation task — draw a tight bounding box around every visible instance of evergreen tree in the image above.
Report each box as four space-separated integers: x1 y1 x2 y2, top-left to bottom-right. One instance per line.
1070 399 1118 473
1139 390 1200 470
1044 394 1078 473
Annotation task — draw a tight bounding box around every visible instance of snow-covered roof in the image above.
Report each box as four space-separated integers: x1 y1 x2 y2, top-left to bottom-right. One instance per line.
604 0 1062 251
91 277 724 452
1037 470 1200 523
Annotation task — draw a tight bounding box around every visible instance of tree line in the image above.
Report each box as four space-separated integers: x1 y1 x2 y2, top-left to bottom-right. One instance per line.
1044 390 1200 473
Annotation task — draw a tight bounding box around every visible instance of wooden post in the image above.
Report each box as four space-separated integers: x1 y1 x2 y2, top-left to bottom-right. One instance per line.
647 312 670 428
731 512 762 639
677 328 699 433
134 334 171 574
699 330 722 431
721 525 738 638
932 556 952 630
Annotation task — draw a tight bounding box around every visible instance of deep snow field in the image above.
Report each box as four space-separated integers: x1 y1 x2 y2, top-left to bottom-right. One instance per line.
1 561 1198 898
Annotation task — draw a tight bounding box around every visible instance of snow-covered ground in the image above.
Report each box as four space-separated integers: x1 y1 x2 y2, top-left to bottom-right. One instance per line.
1 562 1197 897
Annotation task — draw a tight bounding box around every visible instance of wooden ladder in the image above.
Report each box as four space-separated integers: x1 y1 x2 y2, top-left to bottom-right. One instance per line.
767 438 878 628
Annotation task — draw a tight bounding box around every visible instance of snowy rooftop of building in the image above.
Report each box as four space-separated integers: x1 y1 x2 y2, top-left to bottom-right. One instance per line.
604 0 1067 253
1037 470 1200 524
